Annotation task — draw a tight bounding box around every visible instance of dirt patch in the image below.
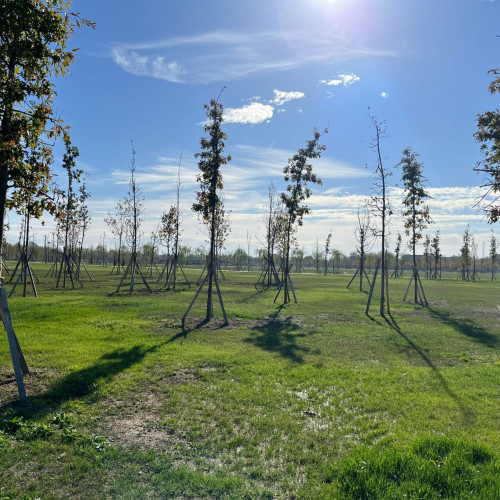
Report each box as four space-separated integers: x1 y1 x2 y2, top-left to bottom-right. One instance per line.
0 367 60 407
427 299 448 309
99 391 185 450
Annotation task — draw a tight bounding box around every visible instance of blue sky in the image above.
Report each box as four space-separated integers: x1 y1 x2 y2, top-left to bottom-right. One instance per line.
13 0 500 257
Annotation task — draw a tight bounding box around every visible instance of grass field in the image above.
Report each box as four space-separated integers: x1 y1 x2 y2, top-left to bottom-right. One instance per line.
0 264 499 499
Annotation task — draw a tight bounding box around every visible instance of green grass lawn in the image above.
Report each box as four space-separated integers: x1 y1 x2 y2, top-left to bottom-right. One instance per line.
0 265 499 499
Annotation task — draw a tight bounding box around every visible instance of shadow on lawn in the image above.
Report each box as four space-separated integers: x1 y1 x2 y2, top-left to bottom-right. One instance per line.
428 307 498 349
1 345 154 414
381 313 475 423
243 309 310 363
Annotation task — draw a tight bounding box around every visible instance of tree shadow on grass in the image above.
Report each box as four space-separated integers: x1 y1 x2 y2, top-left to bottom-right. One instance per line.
382 313 475 423
1 345 154 415
428 307 498 349
243 308 310 363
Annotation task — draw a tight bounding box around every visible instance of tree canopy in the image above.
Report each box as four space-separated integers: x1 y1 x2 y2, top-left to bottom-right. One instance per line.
0 0 93 246
475 69 500 222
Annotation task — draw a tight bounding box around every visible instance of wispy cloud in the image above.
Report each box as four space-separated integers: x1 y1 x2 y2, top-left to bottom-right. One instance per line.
380 91 389 98
110 31 395 84
320 73 360 87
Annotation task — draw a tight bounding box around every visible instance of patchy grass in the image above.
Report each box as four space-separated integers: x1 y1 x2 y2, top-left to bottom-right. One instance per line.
0 265 499 498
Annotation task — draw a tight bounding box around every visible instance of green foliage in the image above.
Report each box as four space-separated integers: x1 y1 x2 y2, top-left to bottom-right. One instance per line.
281 128 325 227
475 69 500 222
399 146 432 257
0 0 94 241
279 128 325 302
192 98 231 225
322 437 500 499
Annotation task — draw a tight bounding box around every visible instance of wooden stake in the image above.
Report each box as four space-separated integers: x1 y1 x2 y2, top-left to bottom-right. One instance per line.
0 280 27 400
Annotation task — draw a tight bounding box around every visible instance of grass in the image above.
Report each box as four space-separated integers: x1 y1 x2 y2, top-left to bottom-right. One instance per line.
0 264 499 498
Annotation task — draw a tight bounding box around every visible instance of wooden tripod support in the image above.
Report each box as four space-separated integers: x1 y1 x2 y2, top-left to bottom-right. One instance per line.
182 258 228 328
403 268 428 307
1 279 28 400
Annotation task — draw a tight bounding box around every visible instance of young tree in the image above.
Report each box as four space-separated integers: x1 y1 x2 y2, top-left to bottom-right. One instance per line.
313 238 321 275
0 0 93 399
391 232 402 278
276 129 326 304
183 96 231 326
459 225 472 281
348 206 375 291
105 201 126 275
257 183 283 288
57 137 83 288
423 234 432 279
75 177 92 281
471 235 479 281
366 112 392 316
324 233 332 275
399 147 432 305
474 69 500 222
490 230 497 281
431 230 441 279
158 155 189 289
116 144 151 293
158 205 177 281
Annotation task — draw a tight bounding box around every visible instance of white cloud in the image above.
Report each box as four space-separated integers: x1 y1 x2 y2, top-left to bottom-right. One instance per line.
223 102 274 124
110 31 394 84
320 73 360 87
380 91 389 98
270 89 305 105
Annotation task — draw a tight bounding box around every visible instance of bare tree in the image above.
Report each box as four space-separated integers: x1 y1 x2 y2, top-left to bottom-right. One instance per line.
366 112 392 316
348 206 375 291
115 143 151 293
105 201 126 275
256 183 283 288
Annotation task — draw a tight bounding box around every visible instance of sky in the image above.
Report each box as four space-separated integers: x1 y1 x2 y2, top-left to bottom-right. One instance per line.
11 0 500 258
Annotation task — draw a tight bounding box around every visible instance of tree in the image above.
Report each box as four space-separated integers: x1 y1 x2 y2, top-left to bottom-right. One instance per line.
115 144 151 293
276 129 326 304
183 96 231 326
431 230 441 280
366 112 392 316
348 206 375 291
105 201 126 274
158 205 177 281
399 147 432 305
391 232 403 278
56 137 83 288
474 69 500 222
459 225 472 281
490 230 497 281
158 155 190 289
0 0 93 399
324 233 332 275
423 234 431 279
256 183 286 288
75 177 91 281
